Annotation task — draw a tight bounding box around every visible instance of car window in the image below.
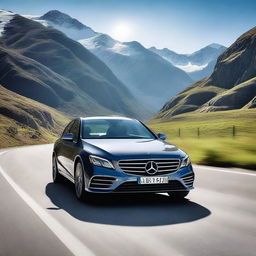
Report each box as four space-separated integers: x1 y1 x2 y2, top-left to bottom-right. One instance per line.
69 119 80 142
82 119 156 139
62 121 74 136
82 120 110 138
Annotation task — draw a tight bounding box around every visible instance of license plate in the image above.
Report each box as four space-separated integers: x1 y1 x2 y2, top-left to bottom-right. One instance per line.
138 176 169 184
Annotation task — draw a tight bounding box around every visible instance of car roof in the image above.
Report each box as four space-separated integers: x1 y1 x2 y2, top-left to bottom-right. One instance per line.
80 116 137 121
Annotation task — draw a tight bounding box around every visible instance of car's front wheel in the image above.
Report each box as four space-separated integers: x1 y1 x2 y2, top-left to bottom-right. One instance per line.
74 161 89 201
52 154 63 183
168 191 189 200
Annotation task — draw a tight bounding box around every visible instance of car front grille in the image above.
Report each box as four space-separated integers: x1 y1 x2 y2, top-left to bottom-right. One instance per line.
118 159 180 176
114 180 186 193
89 176 116 189
181 173 194 187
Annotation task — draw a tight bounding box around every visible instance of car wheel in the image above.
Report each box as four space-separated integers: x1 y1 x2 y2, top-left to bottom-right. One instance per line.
52 154 63 183
74 161 89 201
168 191 189 200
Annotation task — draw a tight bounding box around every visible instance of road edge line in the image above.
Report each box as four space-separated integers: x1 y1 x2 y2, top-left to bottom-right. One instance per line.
0 151 95 256
195 165 256 176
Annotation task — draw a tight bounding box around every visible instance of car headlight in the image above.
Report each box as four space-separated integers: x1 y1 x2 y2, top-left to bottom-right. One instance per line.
180 155 191 168
89 155 114 169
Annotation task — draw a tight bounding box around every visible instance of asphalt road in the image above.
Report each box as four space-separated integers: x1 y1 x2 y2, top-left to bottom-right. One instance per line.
0 144 255 256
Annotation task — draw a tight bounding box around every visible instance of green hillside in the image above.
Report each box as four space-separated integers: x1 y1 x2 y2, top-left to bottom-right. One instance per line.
156 26 256 119
0 85 69 148
0 15 151 120
148 109 256 169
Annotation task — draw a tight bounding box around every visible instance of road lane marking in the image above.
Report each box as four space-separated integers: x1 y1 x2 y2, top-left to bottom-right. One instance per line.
0 151 95 256
194 165 256 176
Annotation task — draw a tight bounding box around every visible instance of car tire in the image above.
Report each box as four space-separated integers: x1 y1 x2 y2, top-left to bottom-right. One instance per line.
52 154 63 183
168 191 189 200
74 161 90 202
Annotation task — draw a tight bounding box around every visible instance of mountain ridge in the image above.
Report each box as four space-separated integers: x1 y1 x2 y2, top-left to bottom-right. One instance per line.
40 10 88 30
149 44 226 81
79 33 193 111
0 14 151 120
24 9 96 40
26 9 193 111
23 9 227 110
154 26 256 120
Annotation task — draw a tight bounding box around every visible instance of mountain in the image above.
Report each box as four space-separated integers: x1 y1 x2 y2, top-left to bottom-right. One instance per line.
0 13 151 120
0 85 69 147
79 34 193 111
24 10 96 40
154 26 256 120
0 9 14 35
27 10 193 112
188 43 226 65
149 44 226 81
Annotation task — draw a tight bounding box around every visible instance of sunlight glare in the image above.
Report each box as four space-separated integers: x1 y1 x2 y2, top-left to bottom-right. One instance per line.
112 22 133 41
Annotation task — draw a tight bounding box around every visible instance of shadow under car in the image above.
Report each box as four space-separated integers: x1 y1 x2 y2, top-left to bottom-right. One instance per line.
45 180 210 226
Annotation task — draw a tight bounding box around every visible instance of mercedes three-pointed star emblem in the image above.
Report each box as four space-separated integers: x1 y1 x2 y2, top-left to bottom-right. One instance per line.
145 161 158 175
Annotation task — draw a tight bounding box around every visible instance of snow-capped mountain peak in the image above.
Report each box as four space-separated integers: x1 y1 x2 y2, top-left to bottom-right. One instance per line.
40 10 85 30
149 43 226 80
79 34 146 56
23 10 96 40
0 9 15 36
83 34 116 49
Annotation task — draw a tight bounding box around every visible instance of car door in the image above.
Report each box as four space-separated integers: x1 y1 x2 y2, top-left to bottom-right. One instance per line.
56 120 74 178
62 119 81 178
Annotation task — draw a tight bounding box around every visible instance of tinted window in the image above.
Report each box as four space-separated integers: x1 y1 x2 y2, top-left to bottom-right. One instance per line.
82 119 155 139
69 119 80 142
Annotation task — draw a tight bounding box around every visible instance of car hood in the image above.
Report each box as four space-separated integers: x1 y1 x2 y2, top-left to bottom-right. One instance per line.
82 139 185 159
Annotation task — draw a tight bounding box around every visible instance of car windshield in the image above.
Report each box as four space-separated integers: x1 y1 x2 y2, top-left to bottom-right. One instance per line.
82 118 156 139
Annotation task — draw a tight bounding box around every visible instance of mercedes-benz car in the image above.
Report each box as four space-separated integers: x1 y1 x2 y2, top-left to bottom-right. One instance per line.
52 117 194 201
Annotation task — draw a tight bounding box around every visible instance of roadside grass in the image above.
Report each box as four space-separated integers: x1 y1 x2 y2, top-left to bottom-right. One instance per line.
148 109 256 170
0 114 61 148
0 85 70 148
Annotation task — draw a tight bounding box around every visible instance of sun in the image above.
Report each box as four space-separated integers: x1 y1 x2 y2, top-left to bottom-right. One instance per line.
112 22 132 41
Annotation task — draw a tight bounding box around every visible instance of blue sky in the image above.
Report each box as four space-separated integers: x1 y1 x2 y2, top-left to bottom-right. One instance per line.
1 0 255 53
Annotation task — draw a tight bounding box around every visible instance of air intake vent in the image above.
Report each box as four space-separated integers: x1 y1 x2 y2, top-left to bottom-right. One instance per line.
118 159 180 176
114 180 186 193
181 173 194 187
89 176 116 189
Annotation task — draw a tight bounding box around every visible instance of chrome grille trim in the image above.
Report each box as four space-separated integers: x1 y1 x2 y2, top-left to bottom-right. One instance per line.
157 169 178 173
89 175 116 189
90 179 113 182
118 158 180 176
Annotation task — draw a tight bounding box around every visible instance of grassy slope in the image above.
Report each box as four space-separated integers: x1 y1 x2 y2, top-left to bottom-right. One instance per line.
1 15 151 120
198 77 256 112
148 109 256 169
0 85 69 148
156 26 256 119
156 83 224 119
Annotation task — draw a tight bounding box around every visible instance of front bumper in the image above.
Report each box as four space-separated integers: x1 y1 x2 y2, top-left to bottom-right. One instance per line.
85 164 194 193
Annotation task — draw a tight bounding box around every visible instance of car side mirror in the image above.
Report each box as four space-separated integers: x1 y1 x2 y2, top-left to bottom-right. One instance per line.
62 133 74 141
157 133 167 140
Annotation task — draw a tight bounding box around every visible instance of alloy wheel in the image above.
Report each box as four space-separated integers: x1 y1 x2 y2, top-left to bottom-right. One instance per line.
75 163 84 198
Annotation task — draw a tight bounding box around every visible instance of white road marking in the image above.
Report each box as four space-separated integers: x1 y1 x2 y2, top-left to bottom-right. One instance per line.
0 151 95 256
194 165 256 176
